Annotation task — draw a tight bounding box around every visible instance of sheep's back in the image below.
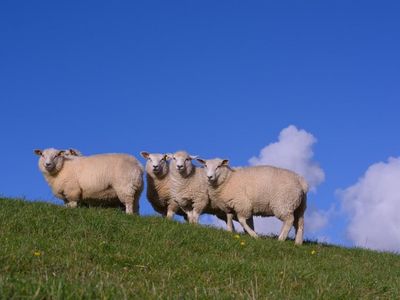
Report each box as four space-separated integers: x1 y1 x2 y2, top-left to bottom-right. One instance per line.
225 166 305 216
68 154 143 192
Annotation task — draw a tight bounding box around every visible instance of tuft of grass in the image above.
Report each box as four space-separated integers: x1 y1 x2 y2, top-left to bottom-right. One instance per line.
0 197 399 299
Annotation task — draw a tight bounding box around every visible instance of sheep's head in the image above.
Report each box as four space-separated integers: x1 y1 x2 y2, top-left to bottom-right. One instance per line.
196 158 230 185
140 151 169 176
34 148 66 175
170 151 198 177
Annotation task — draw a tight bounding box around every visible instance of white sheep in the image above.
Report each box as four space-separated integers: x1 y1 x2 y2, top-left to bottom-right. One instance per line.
34 148 144 214
169 151 208 224
169 150 245 232
140 151 186 219
196 158 308 245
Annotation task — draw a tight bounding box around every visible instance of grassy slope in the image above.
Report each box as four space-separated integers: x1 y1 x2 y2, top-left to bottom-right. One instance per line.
0 198 399 299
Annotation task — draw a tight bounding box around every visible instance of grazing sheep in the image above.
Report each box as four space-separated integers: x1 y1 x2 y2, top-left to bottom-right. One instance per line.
196 158 308 245
34 148 144 214
140 151 186 219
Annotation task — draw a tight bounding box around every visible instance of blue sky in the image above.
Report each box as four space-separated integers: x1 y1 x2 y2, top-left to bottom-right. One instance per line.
1 1 399 251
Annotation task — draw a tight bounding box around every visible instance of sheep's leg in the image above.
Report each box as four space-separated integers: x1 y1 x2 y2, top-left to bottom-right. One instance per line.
185 210 194 223
117 191 137 215
226 213 235 232
65 190 80 208
132 188 141 214
236 215 254 235
216 213 235 232
166 209 175 220
278 215 294 241
238 216 258 238
294 214 305 245
294 195 306 245
167 200 181 220
125 202 134 215
66 201 78 208
191 210 200 224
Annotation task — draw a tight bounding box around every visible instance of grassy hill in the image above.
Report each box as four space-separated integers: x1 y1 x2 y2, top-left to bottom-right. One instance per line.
0 198 399 299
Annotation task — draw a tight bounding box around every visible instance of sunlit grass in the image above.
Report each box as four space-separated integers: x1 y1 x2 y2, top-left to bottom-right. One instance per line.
0 197 399 299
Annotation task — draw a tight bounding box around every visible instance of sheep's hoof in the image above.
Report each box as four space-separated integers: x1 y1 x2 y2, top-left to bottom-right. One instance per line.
250 233 259 239
66 202 78 208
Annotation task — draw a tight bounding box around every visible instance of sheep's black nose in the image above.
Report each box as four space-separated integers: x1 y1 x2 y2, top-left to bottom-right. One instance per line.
177 165 183 169
207 175 213 179
45 162 51 167
153 165 159 170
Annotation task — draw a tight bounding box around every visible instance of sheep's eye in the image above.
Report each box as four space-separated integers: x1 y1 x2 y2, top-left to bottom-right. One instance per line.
204 164 207 168
185 158 190 161
173 157 176 160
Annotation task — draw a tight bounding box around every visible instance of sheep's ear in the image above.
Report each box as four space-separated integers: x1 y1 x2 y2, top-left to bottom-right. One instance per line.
140 151 150 159
69 149 79 156
165 153 173 160
196 158 206 165
190 155 199 160
162 154 169 161
221 159 229 166
34 149 42 156
57 150 65 157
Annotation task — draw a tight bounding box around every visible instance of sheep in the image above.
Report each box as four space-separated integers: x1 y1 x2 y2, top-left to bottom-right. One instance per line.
140 151 186 219
169 151 209 224
34 148 144 214
196 158 308 245
169 150 247 232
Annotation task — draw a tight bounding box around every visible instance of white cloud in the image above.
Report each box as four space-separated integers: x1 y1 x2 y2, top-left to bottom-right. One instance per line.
206 125 329 240
339 157 400 252
306 208 332 233
249 125 325 191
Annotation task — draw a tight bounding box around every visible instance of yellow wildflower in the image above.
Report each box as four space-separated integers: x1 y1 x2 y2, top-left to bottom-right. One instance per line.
240 241 245 246
311 250 317 255
34 251 41 257
234 234 240 239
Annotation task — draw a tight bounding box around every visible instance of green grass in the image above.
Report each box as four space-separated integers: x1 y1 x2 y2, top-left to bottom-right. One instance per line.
0 197 399 299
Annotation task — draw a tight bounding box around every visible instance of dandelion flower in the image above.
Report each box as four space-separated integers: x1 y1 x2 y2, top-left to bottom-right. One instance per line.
234 234 240 239
34 251 41 256
240 241 245 246
311 250 317 255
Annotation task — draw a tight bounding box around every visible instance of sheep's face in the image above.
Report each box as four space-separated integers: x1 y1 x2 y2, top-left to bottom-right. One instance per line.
141 152 168 175
171 151 197 176
34 148 66 175
197 158 229 185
